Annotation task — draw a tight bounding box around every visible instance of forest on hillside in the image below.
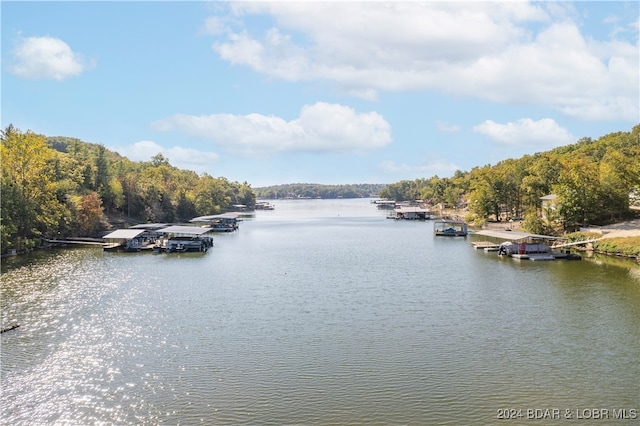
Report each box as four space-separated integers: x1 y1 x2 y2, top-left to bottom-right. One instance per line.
1 125 255 253
254 183 387 199
380 125 640 234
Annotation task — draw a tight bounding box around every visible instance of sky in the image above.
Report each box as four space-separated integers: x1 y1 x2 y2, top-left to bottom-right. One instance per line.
2 1 639 187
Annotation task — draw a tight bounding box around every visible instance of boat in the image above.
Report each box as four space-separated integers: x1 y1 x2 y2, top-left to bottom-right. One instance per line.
434 220 468 236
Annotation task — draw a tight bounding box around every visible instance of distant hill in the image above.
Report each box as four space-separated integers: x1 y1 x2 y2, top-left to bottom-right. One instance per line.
254 183 387 199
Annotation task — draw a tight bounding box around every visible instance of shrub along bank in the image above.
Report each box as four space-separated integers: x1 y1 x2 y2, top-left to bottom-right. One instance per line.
566 232 640 260
593 236 640 259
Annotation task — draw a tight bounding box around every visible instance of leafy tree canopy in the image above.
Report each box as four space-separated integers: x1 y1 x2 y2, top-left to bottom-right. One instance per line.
381 125 640 233
1 127 256 252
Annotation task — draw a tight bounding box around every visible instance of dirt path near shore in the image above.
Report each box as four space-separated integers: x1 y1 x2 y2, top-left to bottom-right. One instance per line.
584 219 640 239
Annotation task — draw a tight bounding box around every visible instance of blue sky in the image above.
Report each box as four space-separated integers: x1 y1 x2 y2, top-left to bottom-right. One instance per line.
2 1 638 187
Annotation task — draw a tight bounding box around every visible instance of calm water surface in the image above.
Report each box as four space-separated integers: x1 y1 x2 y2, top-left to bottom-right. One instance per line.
2 199 639 425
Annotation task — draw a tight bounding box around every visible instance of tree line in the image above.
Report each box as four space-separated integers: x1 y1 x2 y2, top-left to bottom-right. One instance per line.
380 126 640 234
254 183 387 199
1 125 255 253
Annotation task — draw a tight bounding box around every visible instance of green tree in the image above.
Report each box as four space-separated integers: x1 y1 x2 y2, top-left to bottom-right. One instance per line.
468 166 500 219
107 177 126 211
95 145 111 191
194 175 231 215
554 156 600 227
1 126 63 251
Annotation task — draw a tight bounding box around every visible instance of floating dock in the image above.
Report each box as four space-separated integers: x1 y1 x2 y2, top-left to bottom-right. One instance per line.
471 241 500 251
511 252 571 261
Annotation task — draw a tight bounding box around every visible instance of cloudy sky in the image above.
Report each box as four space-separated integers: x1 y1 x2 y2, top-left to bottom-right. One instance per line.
2 1 638 187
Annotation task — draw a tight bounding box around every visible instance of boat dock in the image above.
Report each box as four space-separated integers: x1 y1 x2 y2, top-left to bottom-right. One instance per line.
434 220 468 236
388 206 432 220
102 222 215 253
155 225 214 253
473 230 581 261
189 213 241 232
510 252 572 261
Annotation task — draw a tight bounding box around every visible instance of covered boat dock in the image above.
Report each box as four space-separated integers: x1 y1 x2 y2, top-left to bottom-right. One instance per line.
390 206 432 220
472 230 578 260
434 220 468 236
103 229 148 251
156 225 214 252
190 213 241 232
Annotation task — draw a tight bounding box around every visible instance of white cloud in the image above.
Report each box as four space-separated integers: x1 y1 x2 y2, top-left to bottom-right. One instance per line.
473 118 575 148
115 140 220 172
151 102 392 157
209 2 639 121
203 16 230 35
455 22 639 121
9 36 93 80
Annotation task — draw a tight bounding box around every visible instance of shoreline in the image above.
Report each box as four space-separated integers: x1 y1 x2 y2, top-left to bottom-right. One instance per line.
477 218 640 262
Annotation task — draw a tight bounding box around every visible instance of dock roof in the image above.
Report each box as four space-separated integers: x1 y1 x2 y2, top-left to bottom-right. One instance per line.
394 207 430 213
129 223 169 230
103 229 145 239
158 225 212 235
434 219 467 224
474 229 559 241
190 213 241 222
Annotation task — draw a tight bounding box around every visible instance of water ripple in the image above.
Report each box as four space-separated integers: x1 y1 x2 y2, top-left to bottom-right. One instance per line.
2 201 640 424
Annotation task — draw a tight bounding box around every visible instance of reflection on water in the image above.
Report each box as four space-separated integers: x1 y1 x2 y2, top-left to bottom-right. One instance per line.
2 199 639 424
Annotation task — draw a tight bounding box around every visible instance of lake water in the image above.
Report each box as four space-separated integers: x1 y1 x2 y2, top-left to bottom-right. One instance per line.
2 198 639 425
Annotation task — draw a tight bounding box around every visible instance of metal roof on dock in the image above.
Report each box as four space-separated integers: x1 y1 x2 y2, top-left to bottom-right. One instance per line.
474 230 559 241
129 223 169 230
158 225 212 235
394 207 430 213
103 229 146 239
190 213 242 222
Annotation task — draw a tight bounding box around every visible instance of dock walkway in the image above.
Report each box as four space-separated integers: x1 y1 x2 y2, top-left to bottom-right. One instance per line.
43 238 105 246
471 241 500 251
